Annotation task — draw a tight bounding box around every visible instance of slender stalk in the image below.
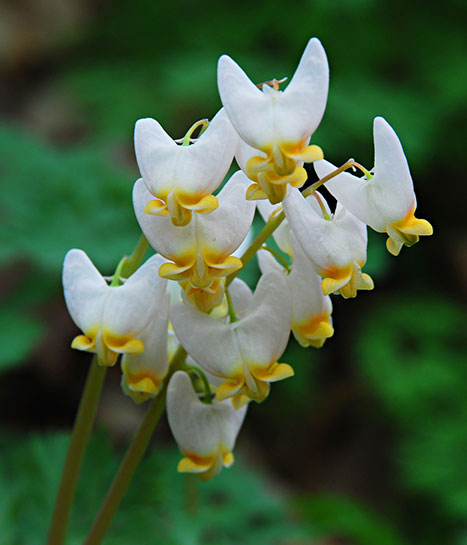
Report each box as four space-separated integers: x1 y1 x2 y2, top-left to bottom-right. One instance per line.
226 209 285 287
83 346 187 545
183 363 213 403
121 234 149 278
302 159 371 198
225 288 239 323
260 245 291 272
47 357 107 545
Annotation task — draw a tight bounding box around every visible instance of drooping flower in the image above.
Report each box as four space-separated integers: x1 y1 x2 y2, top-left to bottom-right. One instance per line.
258 232 333 348
63 250 167 366
121 290 170 403
218 37 328 204
283 189 374 299
134 108 238 226
167 371 247 481
133 171 255 312
170 271 292 408
314 117 433 256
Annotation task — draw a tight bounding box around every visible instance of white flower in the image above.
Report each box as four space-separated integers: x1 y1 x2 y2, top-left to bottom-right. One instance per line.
121 290 170 403
283 189 374 299
133 171 255 295
258 232 333 348
135 108 238 226
218 37 328 203
170 271 292 408
314 117 433 256
63 251 167 366
167 371 247 481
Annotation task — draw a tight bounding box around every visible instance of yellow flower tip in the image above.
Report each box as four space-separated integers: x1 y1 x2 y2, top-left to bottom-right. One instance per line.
170 210 192 227
182 279 225 314
184 194 219 214
266 184 287 205
289 144 324 163
359 273 374 291
253 362 295 382
245 183 267 201
293 314 334 348
216 379 243 402
71 334 94 351
177 455 213 474
395 209 433 237
98 349 120 367
321 276 349 296
386 236 403 256
144 199 168 216
128 376 161 395
417 218 433 236
105 334 144 355
222 452 235 468
231 394 250 410
245 381 270 403
246 154 270 178
207 255 243 276
158 261 193 281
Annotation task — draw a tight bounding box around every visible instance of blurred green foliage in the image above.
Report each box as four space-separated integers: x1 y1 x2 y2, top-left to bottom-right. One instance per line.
0 0 465 543
356 296 467 543
296 493 409 545
1 432 305 545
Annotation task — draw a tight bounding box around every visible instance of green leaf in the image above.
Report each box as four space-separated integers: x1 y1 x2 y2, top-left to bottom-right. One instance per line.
0 311 44 370
296 493 409 545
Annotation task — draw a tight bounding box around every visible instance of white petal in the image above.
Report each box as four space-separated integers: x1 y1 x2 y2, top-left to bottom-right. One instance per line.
196 171 256 256
218 54 273 150
278 37 329 142
372 117 416 222
133 179 195 259
170 301 242 379
288 233 332 323
121 291 170 384
134 118 177 197
314 159 380 229
167 371 247 456
283 188 367 271
235 271 291 366
62 249 109 334
135 110 237 199
174 108 238 196
227 278 253 319
219 39 329 150
104 254 167 336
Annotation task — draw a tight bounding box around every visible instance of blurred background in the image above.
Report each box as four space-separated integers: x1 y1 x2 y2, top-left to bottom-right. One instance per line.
1 0 466 543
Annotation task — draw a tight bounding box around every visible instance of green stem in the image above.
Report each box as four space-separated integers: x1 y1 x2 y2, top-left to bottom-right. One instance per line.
302 159 372 199
226 210 285 287
83 346 188 545
260 245 291 272
183 364 213 404
225 288 239 323
47 357 107 545
182 119 209 146
121 234 149 278
312 192 331 221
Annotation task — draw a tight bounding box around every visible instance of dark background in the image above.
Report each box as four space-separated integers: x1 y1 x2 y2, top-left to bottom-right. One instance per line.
0 1 466 544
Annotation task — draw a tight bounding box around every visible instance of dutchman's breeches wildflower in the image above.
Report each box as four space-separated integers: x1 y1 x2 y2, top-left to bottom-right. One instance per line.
55 38 433 545
218 37 328 204
314 117 433 256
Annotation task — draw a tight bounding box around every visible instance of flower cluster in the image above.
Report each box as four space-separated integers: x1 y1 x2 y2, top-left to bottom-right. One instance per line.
63 37 432 481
